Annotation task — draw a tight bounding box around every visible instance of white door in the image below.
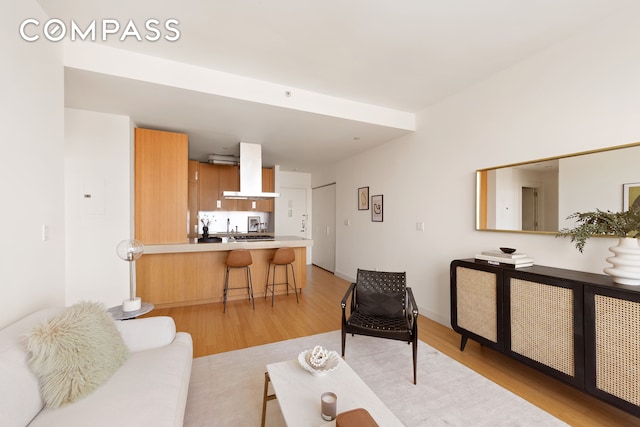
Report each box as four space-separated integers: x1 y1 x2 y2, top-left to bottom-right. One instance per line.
312 184 336 272
278 186 310 263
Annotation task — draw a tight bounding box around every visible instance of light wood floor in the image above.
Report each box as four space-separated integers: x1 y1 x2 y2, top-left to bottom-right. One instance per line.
149 265 639 426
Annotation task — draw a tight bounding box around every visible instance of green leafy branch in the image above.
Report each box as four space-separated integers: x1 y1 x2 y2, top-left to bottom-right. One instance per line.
557 207 640 253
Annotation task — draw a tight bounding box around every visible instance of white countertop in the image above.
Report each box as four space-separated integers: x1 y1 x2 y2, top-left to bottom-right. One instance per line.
144 235 313 254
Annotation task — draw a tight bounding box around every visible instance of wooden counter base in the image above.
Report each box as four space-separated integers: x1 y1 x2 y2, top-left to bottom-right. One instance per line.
137 247 307 308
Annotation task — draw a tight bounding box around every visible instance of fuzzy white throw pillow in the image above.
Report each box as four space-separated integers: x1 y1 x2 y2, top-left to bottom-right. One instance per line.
26 302 129 408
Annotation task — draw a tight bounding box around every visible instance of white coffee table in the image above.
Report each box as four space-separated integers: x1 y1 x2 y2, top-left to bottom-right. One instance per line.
261 357 402 426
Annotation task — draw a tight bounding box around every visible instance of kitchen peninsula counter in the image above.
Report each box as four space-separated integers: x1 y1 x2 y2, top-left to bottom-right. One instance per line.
137 236 312 308
144 235 312 254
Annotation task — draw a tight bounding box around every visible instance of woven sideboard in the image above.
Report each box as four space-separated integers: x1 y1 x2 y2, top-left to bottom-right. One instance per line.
451 259 640 418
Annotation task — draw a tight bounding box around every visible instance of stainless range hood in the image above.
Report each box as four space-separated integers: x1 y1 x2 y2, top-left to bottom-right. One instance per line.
222 142 280 200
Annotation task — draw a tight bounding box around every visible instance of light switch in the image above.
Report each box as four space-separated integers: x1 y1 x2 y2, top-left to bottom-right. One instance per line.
344 219 350 227
216 200 221 208
416 222 425 231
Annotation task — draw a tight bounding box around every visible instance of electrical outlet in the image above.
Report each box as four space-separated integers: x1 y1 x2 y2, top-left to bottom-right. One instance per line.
416 222 425 231
42 224 49 241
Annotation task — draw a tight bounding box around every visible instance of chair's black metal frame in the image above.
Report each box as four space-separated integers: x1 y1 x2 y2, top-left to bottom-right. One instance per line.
341 269 419 384
223 263 255 313
264 259 299 307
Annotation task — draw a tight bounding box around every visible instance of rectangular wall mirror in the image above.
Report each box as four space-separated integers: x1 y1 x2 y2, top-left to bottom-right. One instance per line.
476 142 640 234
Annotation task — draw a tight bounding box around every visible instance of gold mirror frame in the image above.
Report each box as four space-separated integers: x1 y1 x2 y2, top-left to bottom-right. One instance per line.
476 141 640 234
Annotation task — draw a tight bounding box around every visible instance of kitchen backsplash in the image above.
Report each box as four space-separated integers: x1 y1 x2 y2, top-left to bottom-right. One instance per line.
198 211 271 234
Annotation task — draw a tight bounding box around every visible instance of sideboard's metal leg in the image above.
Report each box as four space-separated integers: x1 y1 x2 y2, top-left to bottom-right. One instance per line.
460 335 468 351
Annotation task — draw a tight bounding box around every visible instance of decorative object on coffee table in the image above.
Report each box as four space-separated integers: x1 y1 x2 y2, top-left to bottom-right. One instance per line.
321 392 337 421
298 346 340 376
336 408 379 427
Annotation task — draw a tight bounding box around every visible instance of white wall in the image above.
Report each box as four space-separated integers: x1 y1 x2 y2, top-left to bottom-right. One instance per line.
310 163 337 189
64 109 134 307
332 6 640 326
0 1 65 327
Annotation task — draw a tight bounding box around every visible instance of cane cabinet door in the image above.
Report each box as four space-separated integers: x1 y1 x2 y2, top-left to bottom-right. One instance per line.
504 270 584 388
450 260 504 352
584 286 640 417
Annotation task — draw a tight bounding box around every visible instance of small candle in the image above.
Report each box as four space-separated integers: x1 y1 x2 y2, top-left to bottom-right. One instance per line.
321 392 337 421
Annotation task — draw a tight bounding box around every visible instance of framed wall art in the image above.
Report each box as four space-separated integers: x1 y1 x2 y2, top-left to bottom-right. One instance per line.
358 186 369 210
371 194 383 222
248 216 261 232
623 182 640 210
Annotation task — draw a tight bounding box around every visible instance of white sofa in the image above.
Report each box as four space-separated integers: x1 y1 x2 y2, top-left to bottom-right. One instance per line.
1 307 193 427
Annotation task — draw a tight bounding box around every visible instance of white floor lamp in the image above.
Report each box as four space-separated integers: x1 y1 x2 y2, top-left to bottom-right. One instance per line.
116 239 144 312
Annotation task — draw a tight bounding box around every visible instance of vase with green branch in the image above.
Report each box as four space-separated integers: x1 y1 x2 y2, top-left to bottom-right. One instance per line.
558 207 640 285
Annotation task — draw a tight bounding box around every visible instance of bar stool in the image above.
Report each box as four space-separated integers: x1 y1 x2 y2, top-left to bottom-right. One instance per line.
224 249 255 313
264 248 299 307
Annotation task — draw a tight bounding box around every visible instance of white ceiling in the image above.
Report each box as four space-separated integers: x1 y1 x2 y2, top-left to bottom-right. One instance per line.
37 0 634 172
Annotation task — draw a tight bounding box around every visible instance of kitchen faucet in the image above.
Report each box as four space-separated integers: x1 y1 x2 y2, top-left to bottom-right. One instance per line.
227 218 230 233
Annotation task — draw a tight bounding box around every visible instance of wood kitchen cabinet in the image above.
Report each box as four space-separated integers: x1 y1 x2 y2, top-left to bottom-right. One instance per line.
198 163 218 211
198 163 240 211
256 167 274 212
198 163 274 213
217 165 240 211
134 128 188 244
187 160 199 238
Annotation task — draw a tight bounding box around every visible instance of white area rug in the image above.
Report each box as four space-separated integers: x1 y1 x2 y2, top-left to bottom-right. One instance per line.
185 331 567 426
